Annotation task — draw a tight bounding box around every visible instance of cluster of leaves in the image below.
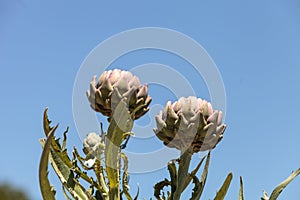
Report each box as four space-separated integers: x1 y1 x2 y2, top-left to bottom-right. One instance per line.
154 151 233 200
39 107 300 200
39 108 137 200
155 153 300 200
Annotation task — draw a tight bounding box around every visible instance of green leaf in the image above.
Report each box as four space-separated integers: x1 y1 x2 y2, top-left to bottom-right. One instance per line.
39 125 58 200
189 175 201 200
268 168 300 200
188 152 210 200
62 186 72 200
213 172 233 200
154 179 171 200
121 153 133 200
43 109 71 164
62 126 69 151
40 133 96 199
239 176 244 200
198 151 211 198
133 186 140 200
182 155 206 192
43 108 53 136
42 139 97 200
93 159 109 197
261 191 269 200
43 109 97 188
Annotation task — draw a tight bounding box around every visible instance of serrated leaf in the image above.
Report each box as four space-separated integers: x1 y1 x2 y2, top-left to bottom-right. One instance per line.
213 172 233 200
93 159 109 197
40 137 96 200
269 168 300 200
43 109 96 187
239 176 244 200
62 126 69 151
39 125 58 200
43 108 53 136
154 179 171 200
197 151 211 198
43 109 71 163
172 149 193 200
62 186 72 200
133 186 139 200
182 155 206 192
121 153 132 200
189 175 201 200
261 191 269 200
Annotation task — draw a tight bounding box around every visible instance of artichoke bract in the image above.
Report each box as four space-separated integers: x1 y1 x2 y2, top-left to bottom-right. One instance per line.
87 69 152 120
154 96 226 153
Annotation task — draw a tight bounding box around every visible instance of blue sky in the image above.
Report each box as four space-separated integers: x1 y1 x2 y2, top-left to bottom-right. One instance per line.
1 0 300 199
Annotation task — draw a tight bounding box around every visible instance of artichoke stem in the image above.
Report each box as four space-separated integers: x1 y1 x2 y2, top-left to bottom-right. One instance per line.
173 147 193 200
104 118 123 200
105 100 134 200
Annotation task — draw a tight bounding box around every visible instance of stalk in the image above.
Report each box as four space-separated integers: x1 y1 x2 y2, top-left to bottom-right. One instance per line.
173 147 193 200
104 101 134 200
104 118 123 200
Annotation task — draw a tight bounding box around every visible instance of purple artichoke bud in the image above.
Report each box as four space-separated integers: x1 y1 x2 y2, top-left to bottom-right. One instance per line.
83 132 105 156
86 69 152 120
154 96 226 153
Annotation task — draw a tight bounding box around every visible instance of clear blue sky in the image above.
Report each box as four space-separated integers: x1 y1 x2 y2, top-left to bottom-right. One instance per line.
1 0 300 199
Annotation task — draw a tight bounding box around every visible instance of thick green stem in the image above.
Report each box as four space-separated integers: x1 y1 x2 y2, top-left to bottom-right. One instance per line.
105 118 122 200
173 147 193 200
104 100 134 200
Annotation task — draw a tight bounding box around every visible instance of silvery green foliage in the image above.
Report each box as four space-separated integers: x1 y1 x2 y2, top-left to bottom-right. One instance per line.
86 69 152 120
39 69 300 200
154 96 226 152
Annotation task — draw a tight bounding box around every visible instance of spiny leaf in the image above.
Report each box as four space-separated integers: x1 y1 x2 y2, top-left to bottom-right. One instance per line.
189 175 201 200
154 179 170 200
133 185 140 200
39 124 58 200
62 126 69 151
269 168 300 200
93 159 109 196
239 176 244 200
62 186 72 200
197 151 211 198
172 148 193 200
43 108 53 136
43 109 63 156
43 108 97 188
213 172 233 200
40 139 96 200
182 155 206 192
261 191 269 200
121 153 132 200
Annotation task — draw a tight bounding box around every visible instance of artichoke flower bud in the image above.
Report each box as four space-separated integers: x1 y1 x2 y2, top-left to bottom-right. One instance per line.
86 69 152 120
83 132 105 156
154 96 226 153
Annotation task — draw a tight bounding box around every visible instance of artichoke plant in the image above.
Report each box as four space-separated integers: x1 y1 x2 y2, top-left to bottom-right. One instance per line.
38 68 300 200
154 96 226 153
153 96 227 200
87 69 152 120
